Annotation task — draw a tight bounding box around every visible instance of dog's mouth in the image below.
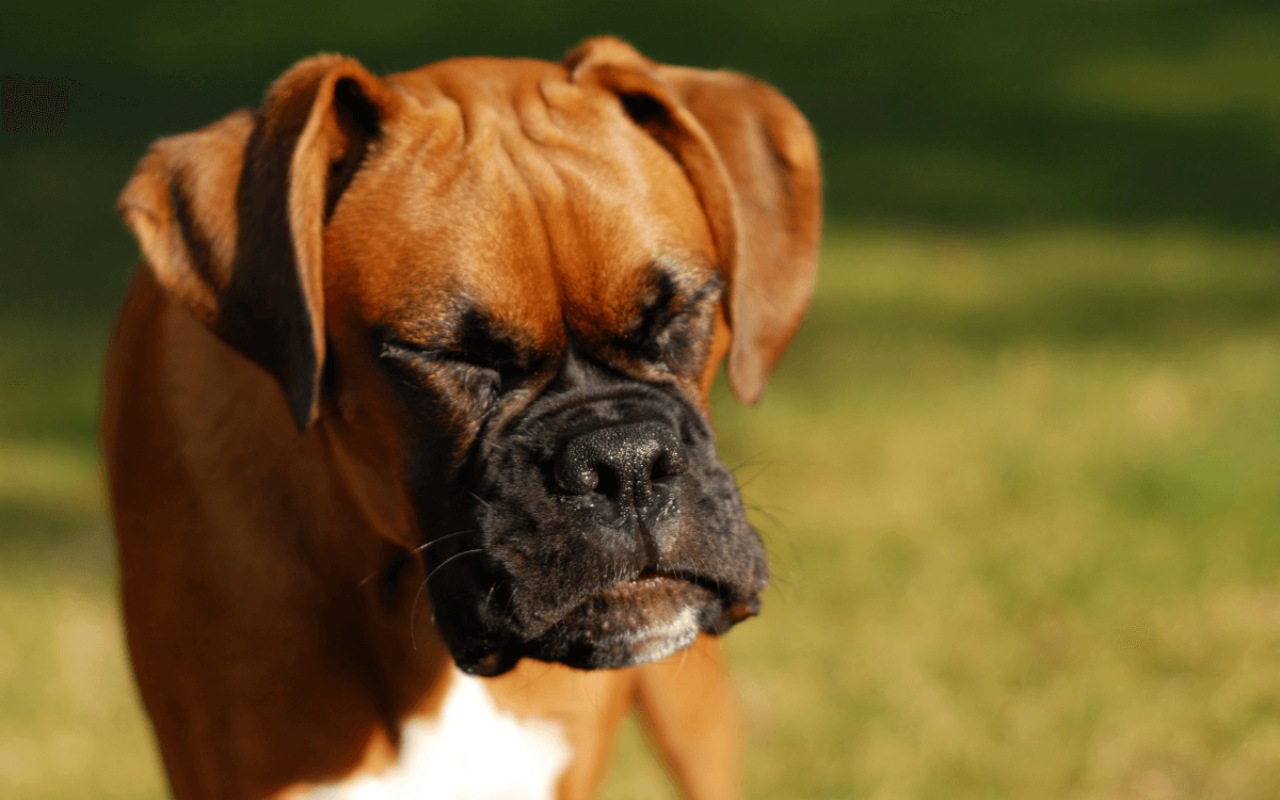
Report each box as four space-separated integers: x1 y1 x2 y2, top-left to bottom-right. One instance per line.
454 571 761 677
425 385 770 677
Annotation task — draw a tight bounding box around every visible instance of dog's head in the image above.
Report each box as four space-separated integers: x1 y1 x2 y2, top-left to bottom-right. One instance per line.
118 38 821 676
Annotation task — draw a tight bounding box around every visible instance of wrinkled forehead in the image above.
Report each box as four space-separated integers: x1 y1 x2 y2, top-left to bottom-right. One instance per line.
326 57 718 348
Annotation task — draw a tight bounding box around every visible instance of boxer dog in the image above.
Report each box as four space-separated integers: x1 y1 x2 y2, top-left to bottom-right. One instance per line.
105 36 820 800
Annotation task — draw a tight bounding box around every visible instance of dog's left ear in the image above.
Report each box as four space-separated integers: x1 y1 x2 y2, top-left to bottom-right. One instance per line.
118 55 401 430
567 37 822 404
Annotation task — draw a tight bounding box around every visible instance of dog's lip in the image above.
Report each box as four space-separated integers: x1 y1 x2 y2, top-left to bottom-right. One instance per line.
616 568 694 591
454 570 762 676
623 569 762 628
598 569 704 602
457 647 521 678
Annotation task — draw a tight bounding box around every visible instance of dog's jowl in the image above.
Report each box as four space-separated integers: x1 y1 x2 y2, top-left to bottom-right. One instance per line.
105 37 821 800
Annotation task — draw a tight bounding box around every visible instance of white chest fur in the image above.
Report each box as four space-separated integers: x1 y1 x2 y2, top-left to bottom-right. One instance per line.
309 669 573 800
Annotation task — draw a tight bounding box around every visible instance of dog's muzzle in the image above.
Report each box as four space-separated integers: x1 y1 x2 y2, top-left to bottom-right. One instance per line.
551 419 688 561
424 386 769 676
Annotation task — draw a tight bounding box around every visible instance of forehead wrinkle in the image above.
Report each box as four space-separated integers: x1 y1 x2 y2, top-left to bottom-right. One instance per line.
517 74 574 149
371 63 714 357
542 141 708 341
457 131 565 348
501 101 607 333
356 157 556 349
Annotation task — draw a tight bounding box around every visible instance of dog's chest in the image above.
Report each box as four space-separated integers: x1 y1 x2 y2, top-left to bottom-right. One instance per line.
309 670 572 799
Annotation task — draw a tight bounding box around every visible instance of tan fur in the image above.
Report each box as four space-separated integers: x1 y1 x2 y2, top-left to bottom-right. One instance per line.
107 37 820 799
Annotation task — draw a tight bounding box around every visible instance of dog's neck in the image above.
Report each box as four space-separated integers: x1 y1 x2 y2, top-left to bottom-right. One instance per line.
155 276 456 729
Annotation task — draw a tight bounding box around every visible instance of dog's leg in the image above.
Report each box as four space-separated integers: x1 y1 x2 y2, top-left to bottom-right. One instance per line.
634 634 741 800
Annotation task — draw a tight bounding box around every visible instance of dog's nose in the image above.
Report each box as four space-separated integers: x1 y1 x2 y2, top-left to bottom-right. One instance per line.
553 421 687 514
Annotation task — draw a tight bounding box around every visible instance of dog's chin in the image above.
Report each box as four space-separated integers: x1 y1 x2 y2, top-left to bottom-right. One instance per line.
453 574 760 677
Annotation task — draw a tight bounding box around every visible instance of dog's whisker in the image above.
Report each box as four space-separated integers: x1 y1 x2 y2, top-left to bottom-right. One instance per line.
675 639 691 675
423 548 485 585
409 529 478 555
744 504 790 531
356 531 478 587
409 577 429 652
728 457 768 474
734 465 775 490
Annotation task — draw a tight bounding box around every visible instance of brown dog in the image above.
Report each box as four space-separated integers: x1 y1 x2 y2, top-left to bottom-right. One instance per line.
104 37 820 800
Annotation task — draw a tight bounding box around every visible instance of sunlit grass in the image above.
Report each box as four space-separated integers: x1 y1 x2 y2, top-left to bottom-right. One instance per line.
3 226 1279 799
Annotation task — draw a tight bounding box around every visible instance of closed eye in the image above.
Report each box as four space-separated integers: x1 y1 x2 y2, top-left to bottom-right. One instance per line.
376 330 530 400
619 275 722 367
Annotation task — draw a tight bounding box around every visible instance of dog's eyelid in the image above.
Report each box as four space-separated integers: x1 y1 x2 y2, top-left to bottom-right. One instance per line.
656 269 722 305
378 336 531 386
690 276 724 306
668 277 723 322
377 336 441 363
383 342 494 371
638 276 722 338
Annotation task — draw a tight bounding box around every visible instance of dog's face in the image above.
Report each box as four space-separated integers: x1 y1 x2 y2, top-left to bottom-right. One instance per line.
325 60 763 673
118 39 820 676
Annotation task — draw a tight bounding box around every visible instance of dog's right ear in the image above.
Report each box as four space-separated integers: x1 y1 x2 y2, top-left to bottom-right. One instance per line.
117 55 401 430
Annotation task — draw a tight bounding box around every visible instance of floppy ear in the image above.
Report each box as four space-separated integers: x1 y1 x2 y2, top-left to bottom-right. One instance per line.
117 54 400 429
567 37 822 404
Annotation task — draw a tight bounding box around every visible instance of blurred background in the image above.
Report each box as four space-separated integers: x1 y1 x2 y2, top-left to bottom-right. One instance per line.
3 1 1279 797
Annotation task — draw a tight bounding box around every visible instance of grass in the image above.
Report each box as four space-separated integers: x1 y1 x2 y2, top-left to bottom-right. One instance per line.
2 224 1278 798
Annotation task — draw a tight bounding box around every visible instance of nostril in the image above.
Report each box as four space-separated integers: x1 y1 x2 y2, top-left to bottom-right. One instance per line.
649 458 667 484
650 447 687 484
553 443 601 495
552 420 687 507
595 466 621 502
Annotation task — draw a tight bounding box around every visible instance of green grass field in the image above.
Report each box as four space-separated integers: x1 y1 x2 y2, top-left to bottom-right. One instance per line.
2 225 1277 799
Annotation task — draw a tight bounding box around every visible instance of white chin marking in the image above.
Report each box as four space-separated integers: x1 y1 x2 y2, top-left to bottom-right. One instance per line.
308 669 572 800
624 604 700 665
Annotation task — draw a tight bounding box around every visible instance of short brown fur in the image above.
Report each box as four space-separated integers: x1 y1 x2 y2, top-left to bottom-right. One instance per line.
107 37 820 799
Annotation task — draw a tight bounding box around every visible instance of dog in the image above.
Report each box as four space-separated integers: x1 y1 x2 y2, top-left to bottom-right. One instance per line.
104 36 820 800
